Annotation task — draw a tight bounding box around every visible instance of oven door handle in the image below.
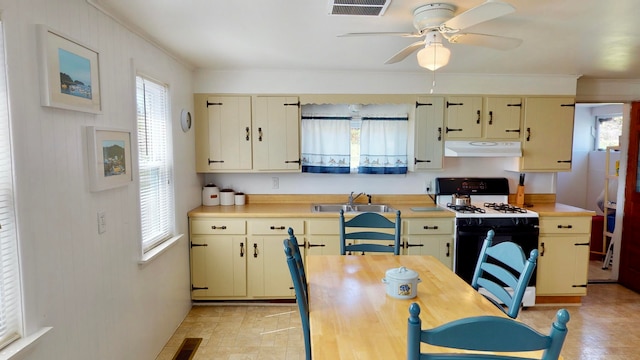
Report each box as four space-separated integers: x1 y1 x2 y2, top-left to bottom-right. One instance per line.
456 229 539 237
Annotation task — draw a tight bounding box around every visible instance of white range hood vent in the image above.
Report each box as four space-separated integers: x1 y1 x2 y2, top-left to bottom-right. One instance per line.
444 141 522 157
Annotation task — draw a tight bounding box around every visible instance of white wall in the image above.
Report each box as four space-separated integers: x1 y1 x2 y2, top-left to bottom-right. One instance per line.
0 0 200 359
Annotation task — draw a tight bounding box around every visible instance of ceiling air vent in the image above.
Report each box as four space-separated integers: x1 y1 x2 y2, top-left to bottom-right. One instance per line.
329 0 391 16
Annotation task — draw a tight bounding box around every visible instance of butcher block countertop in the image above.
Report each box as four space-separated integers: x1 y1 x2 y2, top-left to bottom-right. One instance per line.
188 194 595 218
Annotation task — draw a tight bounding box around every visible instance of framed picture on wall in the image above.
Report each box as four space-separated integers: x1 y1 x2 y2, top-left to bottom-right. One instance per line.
86 126 132 192
37 24 102 114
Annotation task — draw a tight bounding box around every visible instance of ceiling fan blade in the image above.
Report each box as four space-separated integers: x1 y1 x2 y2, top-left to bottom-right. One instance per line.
338 32 422 38
447 33 522 50
442 1 515 31
385 40 425 64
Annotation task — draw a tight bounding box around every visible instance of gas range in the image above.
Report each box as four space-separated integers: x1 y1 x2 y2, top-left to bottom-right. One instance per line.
435 177 539 307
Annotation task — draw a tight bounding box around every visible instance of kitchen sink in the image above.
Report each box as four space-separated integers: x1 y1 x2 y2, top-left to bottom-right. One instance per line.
311 204 396 213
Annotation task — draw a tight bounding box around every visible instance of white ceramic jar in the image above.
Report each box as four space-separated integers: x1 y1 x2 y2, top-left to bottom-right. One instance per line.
382 266 421 299
220 189 235 206
202 185 220 206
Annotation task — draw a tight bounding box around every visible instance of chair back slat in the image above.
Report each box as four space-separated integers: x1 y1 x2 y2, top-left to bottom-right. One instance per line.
471 229 539 318
340 209 402 255
407 302 570 360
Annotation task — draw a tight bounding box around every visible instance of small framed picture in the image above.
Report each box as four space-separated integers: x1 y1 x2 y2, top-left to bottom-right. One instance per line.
87 126 132 191
37 24 102 114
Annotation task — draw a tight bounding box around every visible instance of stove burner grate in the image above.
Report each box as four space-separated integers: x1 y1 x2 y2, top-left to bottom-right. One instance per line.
446 203 486 214
483 202 527 214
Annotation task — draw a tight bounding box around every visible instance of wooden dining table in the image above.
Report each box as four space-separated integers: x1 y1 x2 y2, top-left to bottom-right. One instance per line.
306 255 553 359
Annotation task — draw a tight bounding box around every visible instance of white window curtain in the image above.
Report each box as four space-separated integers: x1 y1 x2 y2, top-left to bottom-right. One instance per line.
0 20 22 350
301 116 351 173
358 116 408 174
136 75 175 253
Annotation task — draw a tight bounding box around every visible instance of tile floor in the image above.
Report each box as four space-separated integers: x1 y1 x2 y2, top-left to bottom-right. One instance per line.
157 283 640 360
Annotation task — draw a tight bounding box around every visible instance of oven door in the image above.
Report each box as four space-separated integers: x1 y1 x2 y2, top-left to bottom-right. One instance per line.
454 221 539 286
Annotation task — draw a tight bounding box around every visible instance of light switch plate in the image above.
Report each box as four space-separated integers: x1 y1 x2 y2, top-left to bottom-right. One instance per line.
97 211 106 234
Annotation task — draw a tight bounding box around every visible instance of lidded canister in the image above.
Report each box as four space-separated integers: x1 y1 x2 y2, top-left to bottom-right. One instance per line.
202 184 220 206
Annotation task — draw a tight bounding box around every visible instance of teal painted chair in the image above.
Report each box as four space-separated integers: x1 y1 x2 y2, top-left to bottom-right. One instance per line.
471 229 539 318
283 229 310 360
407 302 570 360
339 209 402 255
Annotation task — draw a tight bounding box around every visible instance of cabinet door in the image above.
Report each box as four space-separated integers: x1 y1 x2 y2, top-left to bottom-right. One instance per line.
445 96 483 138
521 97 575 171
536 235 590 295
253 96 301 171
247 236 295 298
484 97 522 139
403 235 453 269
190 235 247 299
307 219 341 256
414 96 444 170
202 96 253 171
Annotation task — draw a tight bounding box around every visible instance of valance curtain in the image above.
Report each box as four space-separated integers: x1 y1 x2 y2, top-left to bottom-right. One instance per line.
301 116 351 173
358 116 408 174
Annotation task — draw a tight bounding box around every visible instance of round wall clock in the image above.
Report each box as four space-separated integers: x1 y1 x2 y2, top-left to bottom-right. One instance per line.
180 109 192 132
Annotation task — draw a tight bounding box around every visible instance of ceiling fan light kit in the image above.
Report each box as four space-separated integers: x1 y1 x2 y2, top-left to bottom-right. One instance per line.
417 32 451 70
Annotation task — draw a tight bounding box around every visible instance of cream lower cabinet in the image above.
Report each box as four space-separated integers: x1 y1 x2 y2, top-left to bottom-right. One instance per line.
247 219 304 298
536 216 591 296
190 217 303 300
402 218 454 269
306 219 341 256
190 219 247 299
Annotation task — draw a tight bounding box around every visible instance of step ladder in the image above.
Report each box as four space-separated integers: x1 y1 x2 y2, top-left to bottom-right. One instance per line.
603 236 615 270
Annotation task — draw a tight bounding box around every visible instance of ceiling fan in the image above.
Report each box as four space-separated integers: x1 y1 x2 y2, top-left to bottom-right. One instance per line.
339 1 523 70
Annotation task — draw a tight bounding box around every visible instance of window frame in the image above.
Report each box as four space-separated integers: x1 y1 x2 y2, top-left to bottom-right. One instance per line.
135 73 176 255
595 114 623 150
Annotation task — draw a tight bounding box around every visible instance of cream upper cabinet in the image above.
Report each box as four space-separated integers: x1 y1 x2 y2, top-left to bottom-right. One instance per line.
414 96 444 170
253 96 301 171
484 97 522 139
444 96 483 139
536 216 591 296
194 94 301 173
514 97 575 171
195 95 252 172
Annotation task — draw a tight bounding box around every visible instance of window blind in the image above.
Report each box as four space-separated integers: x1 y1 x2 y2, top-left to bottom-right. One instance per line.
0 21 23 350
136 75 174 253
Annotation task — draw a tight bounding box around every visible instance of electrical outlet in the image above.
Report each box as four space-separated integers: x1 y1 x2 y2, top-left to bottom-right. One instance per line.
97 211 106 234
424 178 433 194
272 177 279 189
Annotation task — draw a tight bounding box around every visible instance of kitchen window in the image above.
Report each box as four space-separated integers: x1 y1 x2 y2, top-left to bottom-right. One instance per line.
136 75 175 253
301 103 409 174
0 21 23 350
596 115 622 150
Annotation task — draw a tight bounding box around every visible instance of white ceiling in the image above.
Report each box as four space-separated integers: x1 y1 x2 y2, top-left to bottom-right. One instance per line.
92 0 640 79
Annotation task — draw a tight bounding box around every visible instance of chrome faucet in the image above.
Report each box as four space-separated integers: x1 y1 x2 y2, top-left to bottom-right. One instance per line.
348 192 365 206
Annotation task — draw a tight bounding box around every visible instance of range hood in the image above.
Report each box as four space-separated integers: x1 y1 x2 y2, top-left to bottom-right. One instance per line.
444 141 522 157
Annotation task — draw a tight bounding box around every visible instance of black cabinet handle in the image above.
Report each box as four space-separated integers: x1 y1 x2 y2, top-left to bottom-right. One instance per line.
245 126 250 141
476 110 481 124
557 225 573 229
488 111 493 125
253 243 258 258
211 225 227 230
526 127 531 141
191 242 208 248
446 127 463 133
270 226 286 230
423 225 439 230
240 243 244 257
415 158 432 164
446 243 450 257
540 242 545 256
307 242 326 248
191 285 209 291
208 158 224 164
258 127 263 141
437 127 442 141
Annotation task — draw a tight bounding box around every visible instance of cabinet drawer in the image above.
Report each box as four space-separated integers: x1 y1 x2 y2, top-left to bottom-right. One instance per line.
404 219 453 235
249 219 305 235
308 219 340 235
191 219 246 235
539 217 591 235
